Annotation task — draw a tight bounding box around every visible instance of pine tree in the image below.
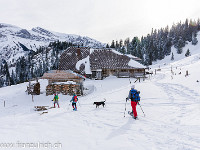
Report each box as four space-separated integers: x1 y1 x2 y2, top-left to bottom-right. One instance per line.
185 49 191 57
120 46 126 54
171 52 174 60
119 39 123 48
110 40 115 48
0 60 11 86
136 43 143 59
177 47 183 54
176 37 185 54
192 32 198 45
10 70 16 85
124 38 130 49
115 40 119 51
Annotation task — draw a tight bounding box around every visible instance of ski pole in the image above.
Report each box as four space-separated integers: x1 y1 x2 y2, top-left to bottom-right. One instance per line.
129 78 131 84
67 102 71 110
78 101 81 107
124 98 128 117
138 102 145 117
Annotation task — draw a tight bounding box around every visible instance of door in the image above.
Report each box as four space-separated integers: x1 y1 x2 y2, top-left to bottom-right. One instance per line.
96 71 102 80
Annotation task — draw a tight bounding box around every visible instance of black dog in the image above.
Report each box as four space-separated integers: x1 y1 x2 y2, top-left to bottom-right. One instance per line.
93 100 106 108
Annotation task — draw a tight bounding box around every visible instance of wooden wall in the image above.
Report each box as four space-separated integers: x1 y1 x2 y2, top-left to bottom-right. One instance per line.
46 84 82 96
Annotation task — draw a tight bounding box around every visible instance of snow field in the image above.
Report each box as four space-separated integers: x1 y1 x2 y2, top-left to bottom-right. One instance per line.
0 58 200 150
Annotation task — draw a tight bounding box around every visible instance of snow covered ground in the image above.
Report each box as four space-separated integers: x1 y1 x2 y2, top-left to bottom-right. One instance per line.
0 54 200 150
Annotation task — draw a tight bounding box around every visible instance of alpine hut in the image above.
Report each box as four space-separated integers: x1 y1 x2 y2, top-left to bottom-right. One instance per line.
59 47 146 80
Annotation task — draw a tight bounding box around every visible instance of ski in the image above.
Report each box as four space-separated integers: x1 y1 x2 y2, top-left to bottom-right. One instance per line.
128 111 133 117
128 111 138 120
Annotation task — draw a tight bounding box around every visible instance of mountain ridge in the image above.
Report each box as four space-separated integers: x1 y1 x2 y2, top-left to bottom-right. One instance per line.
0 23 105 64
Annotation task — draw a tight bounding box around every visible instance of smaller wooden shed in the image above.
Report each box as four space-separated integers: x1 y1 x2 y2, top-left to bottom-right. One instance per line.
42 70 85 96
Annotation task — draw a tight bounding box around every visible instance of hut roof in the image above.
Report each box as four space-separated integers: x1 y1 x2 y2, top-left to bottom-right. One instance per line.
126 54 142 61
89 49 145 70
42 70 85 80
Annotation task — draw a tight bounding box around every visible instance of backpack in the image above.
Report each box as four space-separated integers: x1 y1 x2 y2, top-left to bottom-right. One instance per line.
54 95 58 101
73 96 78 103
130 89 140 102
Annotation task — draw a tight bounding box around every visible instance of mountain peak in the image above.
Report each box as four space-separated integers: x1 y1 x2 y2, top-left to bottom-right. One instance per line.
0 23 12 28
0 23 21 29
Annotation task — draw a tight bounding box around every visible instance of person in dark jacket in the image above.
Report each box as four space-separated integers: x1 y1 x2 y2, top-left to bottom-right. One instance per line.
127 85 140 119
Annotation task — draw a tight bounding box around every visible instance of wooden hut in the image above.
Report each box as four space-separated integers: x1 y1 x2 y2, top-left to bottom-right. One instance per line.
42 70 85 96
26 78 41 95
58 47 146 80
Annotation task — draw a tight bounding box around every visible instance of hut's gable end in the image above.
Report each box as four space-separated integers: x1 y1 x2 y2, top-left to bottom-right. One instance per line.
58 47 90 71
76 55 91 74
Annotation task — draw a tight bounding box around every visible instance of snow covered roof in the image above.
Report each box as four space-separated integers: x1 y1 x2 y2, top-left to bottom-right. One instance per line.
89 49 146 70
76 55 92 74
42 70 85 80
53 81 77 85
128 59 145 68
126 54 142 61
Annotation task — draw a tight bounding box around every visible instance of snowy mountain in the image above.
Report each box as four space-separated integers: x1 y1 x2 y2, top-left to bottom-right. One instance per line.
0 23 105 64
0 46 199 149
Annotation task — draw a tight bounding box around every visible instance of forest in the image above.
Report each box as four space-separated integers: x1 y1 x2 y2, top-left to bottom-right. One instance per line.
108 18 199 65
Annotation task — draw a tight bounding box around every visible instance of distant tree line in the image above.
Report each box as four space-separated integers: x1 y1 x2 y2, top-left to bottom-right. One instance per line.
107 18 200 65
0 41 77 87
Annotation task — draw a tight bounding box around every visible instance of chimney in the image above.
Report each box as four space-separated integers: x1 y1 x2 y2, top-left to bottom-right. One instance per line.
77 48 81 60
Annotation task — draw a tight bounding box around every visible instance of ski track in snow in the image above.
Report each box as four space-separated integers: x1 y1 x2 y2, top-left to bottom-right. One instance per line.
154 81 200 103
142 70 200 150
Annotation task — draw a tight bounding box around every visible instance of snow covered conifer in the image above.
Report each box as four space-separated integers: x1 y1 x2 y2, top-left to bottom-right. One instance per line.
185 49 191 57
192 32 198 45
171 52 174 60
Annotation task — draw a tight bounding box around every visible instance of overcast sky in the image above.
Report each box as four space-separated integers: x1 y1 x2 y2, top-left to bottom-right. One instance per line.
1 0 200 43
